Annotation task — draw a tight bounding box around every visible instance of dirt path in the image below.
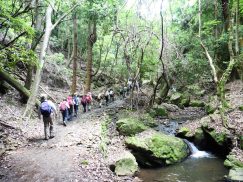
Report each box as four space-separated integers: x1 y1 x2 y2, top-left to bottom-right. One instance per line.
0 100 134 182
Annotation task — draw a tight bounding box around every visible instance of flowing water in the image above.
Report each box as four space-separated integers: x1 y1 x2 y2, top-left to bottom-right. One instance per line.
138 141 228 182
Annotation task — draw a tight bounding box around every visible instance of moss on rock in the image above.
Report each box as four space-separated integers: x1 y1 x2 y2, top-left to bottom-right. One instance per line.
177 127 194 138
116 118 148 136
239 105 243 111
205 96 218 114
149 106 168 118
125 131 189 167
139 113 158 127
224 155 243 169
170 92 182 105
207 129 227 146
114 152 138 176
194 128 205 145
190 100 205 107
170 92 190 108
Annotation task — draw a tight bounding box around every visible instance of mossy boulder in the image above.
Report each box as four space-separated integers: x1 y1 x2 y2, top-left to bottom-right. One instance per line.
125 130 189 167
190 100 205 107
114 152 138 176
194 128 205 145
206 129 228 146
239 105 243 111
205 96 218 114
180 97 190 107
116 118 148 136
170 92 183 105
170 92 190 108
187 84 206 96
149 106 168 118
177 127 194 138
224 155 243 169
227 168 243 181
139 113 158 127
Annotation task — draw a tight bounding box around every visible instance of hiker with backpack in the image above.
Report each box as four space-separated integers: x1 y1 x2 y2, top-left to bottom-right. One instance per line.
81 95 87 113
105 89 110 106
67 95 74 121
97 92 104 108
109 89 114 102
59 99 70 126
86 92 92 111
38 94 57 140
73 93 79 117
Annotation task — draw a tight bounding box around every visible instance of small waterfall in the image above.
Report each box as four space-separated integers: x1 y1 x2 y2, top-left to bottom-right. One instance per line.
184 139 214 158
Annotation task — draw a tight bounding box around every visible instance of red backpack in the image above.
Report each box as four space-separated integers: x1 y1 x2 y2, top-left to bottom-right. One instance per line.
67 96 73 106
81 96 87 104
59 101 67 111
86 95 92 103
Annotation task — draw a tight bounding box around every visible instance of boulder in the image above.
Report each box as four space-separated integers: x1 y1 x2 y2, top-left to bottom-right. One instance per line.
239 105 243 111
186 84 206 96
116 118 148 136
224 155 243 169
170 92 190 108
170 92 182 105
160 103 180 112
194 128 205 146
139 114 158 127
149 106 168 118
204 127 228 146
205 96 218 114
227 168 243 182
190 100 205 107
177 127 194 138
114 152 138 176
125 130 189 167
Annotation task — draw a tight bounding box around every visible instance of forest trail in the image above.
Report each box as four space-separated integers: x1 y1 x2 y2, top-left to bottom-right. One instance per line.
0 100 131 182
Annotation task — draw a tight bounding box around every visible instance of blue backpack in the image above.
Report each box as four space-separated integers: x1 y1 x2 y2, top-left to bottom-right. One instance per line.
40 101 52 117
74 96 79 105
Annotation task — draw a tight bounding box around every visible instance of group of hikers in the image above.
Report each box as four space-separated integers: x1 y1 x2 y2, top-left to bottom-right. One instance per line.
38 78 140 140
38 92 93 140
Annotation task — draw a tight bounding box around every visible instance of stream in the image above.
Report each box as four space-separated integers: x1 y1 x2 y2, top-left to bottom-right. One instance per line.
138 140 228 182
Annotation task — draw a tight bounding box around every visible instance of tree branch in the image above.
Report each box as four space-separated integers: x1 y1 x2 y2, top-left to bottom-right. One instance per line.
51 3 79 29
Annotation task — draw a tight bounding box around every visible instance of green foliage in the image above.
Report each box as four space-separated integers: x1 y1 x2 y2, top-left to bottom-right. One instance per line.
46 53 65 65
0 0 34 45
0 45 38 70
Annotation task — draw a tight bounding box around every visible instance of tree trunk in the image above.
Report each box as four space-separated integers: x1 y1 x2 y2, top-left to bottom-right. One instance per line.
151 0 170 106
71 12 77 94
23 4 53 118
85 18 97 93
235 0 239 55
22 0 42 102
0 69 40 106
199 0 218 84
221 0 229 30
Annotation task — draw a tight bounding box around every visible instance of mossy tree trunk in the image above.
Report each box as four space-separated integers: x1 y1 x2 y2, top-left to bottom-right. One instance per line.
0 69 40 106
217 6 236 127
